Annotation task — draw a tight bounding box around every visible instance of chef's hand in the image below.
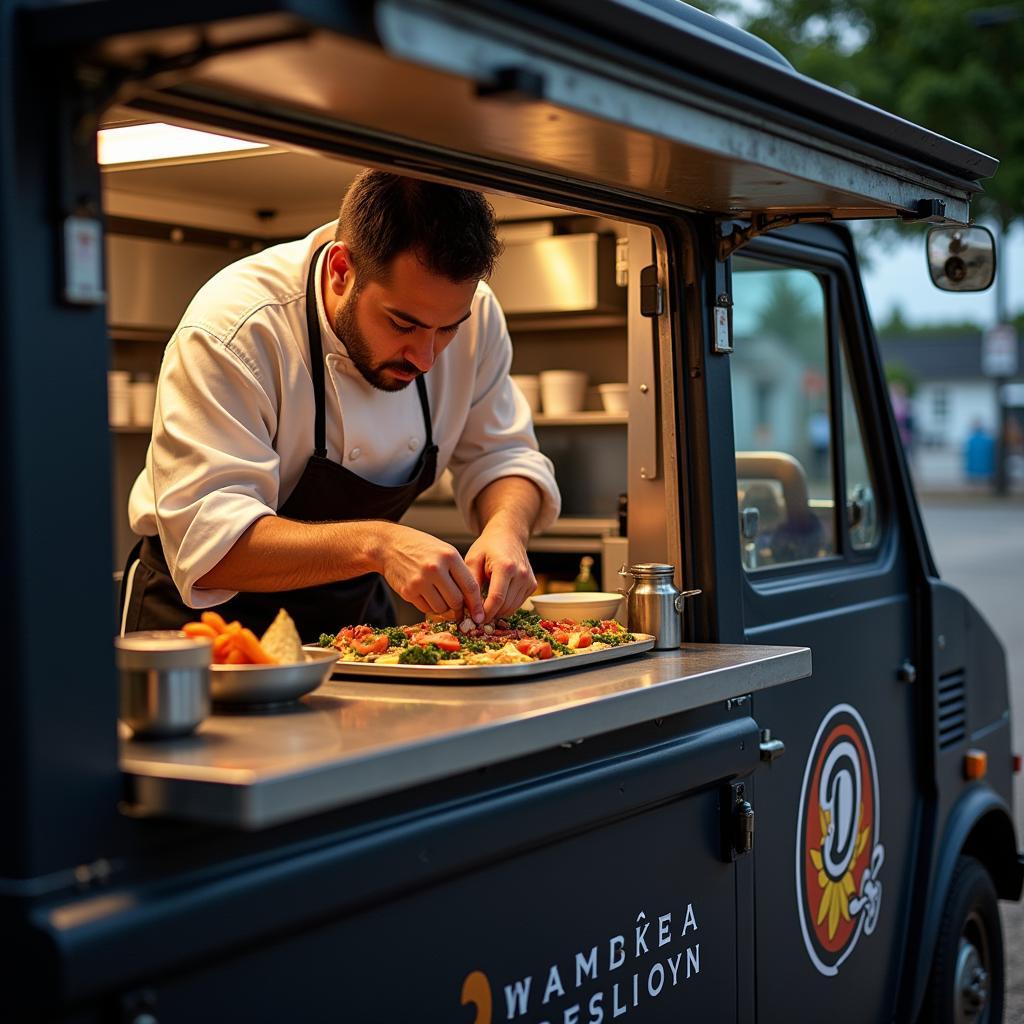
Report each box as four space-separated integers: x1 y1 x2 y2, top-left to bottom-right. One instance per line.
465 523 537 622
376 523 484 621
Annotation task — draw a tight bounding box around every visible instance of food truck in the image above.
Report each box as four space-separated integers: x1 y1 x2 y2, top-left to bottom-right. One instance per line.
2 1 1019 1021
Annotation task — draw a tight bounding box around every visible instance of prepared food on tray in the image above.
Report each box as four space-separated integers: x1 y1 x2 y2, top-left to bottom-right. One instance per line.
317 609 637 666
183 608 303 665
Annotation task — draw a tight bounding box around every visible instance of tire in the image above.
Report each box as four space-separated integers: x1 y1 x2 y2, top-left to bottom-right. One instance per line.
919 855 1005 1024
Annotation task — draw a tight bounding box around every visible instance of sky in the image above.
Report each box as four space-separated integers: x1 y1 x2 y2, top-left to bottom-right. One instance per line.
854 221 1024 329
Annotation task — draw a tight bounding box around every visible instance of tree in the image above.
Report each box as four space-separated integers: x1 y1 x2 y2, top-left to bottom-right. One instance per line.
691 0 1024 232
754 272 825 363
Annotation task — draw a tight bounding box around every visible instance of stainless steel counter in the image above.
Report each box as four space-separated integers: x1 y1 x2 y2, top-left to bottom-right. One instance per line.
121 643 810 830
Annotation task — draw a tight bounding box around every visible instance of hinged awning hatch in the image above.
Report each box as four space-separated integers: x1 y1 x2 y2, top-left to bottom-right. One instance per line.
32 0 997 226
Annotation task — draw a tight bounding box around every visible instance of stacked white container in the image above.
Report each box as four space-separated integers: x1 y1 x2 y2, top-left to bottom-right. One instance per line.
130 374 157 426
107 371 132 427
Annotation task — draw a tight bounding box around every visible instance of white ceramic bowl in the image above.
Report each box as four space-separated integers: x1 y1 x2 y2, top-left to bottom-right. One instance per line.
539 370 588 416
510 374 541 415
598 382 629 414
529 591 624 623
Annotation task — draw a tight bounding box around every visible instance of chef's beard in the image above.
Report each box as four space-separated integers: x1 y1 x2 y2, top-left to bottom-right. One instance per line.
333 287 419 392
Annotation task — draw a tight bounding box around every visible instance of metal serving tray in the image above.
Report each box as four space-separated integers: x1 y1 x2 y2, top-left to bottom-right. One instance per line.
305 634 656 683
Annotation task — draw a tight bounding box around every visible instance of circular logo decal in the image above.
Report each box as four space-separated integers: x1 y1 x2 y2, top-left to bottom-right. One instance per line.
795 703 885 976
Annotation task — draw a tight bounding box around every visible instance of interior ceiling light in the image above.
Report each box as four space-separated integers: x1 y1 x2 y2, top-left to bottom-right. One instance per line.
97 123 268 166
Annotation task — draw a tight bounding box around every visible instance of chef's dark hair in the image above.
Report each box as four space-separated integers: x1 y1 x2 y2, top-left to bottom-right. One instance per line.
337 170 501 284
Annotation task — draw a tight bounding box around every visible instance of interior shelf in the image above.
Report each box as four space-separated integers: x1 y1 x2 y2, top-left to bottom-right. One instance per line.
533 411 627 426
507 312 626 333
109 325 174 343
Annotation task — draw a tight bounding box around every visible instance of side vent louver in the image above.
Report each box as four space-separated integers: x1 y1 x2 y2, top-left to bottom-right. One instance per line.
937 670 967 749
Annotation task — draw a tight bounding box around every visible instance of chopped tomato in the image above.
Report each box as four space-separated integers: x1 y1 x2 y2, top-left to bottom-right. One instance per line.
351 634 389 656
552 629 569 645
516 639 553 659
575 631 593 649
337 624 375 642
411 631 460 651
429 631 462 653
539 619 557 632
600 619 621 632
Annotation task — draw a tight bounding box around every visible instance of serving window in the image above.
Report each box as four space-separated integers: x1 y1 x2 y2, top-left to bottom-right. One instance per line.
99 119 673 624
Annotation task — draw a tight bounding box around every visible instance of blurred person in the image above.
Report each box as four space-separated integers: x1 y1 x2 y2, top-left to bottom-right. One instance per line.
964 420 995 484
807 408 830 480
888 381 914 453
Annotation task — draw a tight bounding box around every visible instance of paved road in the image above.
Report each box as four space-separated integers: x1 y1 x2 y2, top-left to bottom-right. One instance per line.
920 499 1024 1023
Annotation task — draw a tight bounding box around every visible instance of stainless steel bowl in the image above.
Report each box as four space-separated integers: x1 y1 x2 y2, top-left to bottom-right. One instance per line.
116 631 212 739
210 648 338 705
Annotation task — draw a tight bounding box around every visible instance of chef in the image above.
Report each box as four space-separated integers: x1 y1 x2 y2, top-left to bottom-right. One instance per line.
121 170 560 639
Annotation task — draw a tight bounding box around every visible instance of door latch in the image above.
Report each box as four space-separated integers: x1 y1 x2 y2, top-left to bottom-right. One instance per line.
639 264 663 317
721 780 755 862
759 728 785 762
897 660 917 684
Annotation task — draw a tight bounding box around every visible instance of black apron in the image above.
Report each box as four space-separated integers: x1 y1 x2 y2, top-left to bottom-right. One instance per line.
120 242 439 640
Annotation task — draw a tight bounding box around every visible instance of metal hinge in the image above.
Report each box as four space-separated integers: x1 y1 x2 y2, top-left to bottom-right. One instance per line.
717 212 833 261
639 264 663 317
721 779 755 862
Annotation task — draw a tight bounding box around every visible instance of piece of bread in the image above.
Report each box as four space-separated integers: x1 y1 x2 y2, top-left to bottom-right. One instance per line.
260 608 304 664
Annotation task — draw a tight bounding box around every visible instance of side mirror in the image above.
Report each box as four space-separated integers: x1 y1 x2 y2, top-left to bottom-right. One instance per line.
927 225 996 292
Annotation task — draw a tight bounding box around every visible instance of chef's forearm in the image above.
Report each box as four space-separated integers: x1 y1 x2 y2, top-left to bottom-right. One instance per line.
195 515 388 592
473 476 542 542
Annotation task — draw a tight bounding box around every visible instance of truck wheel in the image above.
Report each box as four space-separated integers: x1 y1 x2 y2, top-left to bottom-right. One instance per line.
920 855 1004 1024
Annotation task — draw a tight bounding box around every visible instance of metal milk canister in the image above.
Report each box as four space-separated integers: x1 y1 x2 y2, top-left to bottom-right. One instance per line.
618 563 701 649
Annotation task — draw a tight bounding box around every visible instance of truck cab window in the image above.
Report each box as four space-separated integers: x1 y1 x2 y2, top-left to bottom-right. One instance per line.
838 336 881 551
730 258 835 569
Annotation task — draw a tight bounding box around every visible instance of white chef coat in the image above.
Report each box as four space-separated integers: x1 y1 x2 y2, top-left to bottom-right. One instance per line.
128 222 560 608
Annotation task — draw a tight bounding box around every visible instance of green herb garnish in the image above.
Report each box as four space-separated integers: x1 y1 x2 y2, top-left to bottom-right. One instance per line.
593 630 635 646
398 644 441 665
506 609 541 629
318 633 336 647
382 627 408 647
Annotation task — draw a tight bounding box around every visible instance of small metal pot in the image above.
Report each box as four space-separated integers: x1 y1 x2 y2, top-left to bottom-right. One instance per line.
618 563 701 649
116 631 212 739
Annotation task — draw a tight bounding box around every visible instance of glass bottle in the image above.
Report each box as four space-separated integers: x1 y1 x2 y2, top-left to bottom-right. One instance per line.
574 555 599 592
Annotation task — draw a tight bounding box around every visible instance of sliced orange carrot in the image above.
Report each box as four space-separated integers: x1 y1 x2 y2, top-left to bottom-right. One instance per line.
200 611 229 634
225 648 248 664
183 622 217 639
236 627 277 665
212 633 236 661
